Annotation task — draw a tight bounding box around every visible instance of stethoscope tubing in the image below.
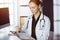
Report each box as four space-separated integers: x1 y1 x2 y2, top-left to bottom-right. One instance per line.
26 15 45 30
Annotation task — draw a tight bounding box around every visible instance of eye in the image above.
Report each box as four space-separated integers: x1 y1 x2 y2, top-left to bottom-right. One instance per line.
31 7 35 10
32 7 35 9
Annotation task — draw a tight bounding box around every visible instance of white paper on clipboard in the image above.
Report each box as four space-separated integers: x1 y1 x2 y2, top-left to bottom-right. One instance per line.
10 31 35 40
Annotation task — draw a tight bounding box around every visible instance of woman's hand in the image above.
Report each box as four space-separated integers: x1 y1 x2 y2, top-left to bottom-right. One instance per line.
16 27 22 33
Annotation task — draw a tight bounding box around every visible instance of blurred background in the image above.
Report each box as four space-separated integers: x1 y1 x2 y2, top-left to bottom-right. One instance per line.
0 0 60 40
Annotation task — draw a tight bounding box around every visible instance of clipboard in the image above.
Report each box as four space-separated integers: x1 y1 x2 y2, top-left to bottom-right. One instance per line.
10 31 35 40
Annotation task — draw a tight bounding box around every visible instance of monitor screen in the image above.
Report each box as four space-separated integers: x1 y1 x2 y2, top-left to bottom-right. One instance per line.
0 8 10 29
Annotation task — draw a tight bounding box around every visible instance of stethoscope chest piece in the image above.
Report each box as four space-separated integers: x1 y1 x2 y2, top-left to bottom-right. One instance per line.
39 19 45 30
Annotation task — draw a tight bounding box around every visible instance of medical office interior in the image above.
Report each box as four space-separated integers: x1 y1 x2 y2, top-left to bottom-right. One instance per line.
0 0 60 40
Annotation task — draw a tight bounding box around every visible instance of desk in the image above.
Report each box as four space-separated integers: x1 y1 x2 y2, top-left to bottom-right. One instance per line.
10 36 21 40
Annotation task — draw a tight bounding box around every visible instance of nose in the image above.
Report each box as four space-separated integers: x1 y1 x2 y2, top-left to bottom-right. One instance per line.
30 9 34 12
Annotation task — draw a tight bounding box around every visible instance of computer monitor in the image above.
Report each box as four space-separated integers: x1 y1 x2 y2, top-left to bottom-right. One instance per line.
0 8 10 29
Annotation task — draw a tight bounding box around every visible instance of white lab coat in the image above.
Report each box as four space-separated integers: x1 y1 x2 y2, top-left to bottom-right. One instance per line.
22 13 50 40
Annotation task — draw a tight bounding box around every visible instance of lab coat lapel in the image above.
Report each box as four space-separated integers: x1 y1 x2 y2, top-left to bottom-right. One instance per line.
27 15 32 36
36 13 43 29
28 13 44 36
35 13 44 39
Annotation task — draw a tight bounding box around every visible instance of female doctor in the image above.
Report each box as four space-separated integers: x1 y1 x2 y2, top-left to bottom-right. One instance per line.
16 0 50 40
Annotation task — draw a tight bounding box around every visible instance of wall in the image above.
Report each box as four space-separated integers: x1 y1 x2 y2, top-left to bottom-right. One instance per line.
53 0 60 40
0 0 18 33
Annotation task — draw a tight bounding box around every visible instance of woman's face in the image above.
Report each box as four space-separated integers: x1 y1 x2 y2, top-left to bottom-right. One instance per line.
29 2 41 15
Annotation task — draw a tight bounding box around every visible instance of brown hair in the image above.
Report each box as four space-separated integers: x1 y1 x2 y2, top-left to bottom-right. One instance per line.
29 0 43 6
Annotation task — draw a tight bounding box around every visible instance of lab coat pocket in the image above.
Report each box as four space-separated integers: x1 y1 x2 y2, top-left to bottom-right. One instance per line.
36 30 46 40
36 29 43 38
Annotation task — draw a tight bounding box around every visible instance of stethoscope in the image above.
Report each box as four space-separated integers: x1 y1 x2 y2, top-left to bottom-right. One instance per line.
39 15 45 30
26 14 45 30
